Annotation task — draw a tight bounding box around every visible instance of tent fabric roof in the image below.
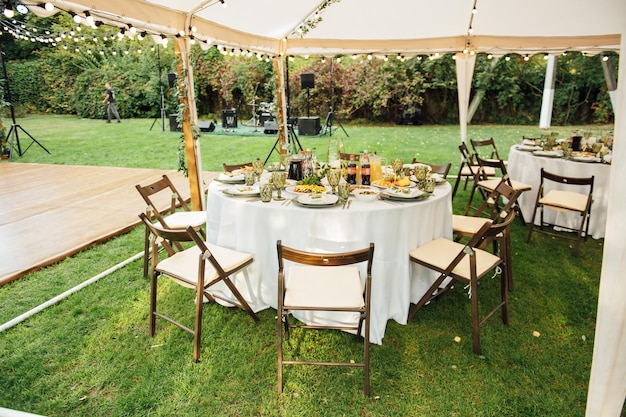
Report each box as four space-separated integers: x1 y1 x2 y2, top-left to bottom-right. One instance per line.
52 0 623 56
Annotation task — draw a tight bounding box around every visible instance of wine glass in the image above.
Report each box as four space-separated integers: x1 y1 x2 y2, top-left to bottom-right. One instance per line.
252 159 264 182
391 158 403 178
326 168 341 194
272 171 286 201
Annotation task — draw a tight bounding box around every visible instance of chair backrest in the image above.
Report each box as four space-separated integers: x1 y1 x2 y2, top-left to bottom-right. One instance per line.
474 154 508 181
138 212 199 257
277 241 374 273
139 212 226 275
459 142 479 172
222 161 253 172
540 168 594 201
339 152 360 162
469 178 523 221
470 138 503 161
135 175 191 226
411 159 452 178
469 209 516 251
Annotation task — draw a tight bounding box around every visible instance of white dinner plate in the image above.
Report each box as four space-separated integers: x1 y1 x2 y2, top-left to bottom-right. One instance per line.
571 155 601 163
532 150 562 158
223 185 260 197
382 187 425 199
295 193 339 207
216 173 245 183
517 145 543 152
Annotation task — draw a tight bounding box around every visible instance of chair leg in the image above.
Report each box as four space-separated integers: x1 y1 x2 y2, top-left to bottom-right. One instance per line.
277 307 284 394
143 226 150 278
470 278 481 355
364 312 370 397
149 271 158 337
452 174 462 199
193 286 204 363
501 264 509 325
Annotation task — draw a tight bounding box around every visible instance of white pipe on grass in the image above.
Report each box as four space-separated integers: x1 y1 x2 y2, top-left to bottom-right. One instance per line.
0 251 144 333
0 407 48 417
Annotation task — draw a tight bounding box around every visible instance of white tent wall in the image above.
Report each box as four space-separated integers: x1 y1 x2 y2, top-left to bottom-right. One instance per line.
585 19 626 416
455 53 476 143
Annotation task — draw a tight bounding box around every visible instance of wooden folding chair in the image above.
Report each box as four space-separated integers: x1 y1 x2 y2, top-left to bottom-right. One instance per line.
451 142 496 199
139 213 259 362
277 240 375 396
453 178 523 290
526 168 594 256
408 210 516 355
466 154 532 224
470 137 507 165
135 174 206 278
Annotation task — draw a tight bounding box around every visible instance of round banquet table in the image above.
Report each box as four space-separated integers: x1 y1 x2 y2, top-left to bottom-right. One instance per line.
507 145 611 239
205 179 453 344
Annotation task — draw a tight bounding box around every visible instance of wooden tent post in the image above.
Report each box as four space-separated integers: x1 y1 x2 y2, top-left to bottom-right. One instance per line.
174 37 204 211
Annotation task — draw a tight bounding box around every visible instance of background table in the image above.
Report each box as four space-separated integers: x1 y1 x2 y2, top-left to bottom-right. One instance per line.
507 145 611 239
206 181 452 344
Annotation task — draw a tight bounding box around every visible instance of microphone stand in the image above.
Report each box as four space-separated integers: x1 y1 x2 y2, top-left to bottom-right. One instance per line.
0 46 50 159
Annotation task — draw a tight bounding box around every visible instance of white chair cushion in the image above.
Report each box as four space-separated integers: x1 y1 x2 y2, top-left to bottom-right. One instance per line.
452 215 492 235
461 166 497 177
156 243 252 287
162 211 206 229
284 266 364 309
478 178 531 192
409 237 501 281
540 190 589 212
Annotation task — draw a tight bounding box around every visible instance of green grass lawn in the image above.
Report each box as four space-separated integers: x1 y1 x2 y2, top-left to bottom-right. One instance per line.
0 115 609 416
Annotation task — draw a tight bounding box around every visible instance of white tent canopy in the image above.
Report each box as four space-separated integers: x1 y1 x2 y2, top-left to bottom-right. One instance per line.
26 1 626 415
46 0 622 57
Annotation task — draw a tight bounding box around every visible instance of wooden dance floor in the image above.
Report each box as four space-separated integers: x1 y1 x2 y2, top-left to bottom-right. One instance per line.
0 163 217 286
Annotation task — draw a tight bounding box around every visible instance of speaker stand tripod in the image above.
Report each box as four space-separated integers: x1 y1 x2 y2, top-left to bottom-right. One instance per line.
264 124 303 165
150 45 167 131
321 106 348 137
1 47 50 159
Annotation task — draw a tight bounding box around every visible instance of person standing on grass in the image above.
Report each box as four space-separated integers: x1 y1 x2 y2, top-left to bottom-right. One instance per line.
102 82 121 123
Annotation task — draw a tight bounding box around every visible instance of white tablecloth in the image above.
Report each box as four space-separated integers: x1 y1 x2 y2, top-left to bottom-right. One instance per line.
206 180 453 344
507 145 611 239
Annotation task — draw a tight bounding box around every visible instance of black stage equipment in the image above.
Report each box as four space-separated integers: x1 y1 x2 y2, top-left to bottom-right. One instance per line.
221 108 237 129
167 72 177 88
300 73 315 89
0 46 50 159
298 117 320 136
151 45 168 131
301 72 315 118
321 59 348 137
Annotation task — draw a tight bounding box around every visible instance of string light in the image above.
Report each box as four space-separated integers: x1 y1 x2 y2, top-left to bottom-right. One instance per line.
3 1 15 18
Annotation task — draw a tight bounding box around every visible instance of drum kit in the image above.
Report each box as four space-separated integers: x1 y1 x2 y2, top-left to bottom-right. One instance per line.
248 100 275 128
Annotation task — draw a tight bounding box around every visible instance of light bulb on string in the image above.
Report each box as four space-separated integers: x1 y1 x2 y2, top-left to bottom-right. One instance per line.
4 2 15 18
84 11 94 25
44 2 54 12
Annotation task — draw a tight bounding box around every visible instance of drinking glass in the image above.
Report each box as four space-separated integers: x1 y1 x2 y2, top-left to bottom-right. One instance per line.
272 171 286 201
244 171 256 186
252 159 264 182
337 183 351 202
391 158 403 178
326 168 341 194
423 177 436 193
260 183 273 202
